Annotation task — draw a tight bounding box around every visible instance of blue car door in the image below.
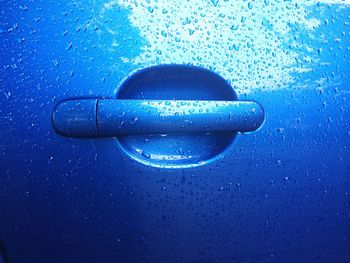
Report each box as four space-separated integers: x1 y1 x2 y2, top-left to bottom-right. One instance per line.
1 0 349 262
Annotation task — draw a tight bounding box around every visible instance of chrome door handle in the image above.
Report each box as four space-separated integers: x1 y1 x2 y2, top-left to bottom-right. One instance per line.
52 99 264 138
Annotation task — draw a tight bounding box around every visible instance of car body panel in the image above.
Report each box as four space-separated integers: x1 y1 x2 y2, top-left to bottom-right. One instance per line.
0 1 349 262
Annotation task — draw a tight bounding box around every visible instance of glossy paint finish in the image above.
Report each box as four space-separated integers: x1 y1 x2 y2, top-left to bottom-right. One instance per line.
53 99 99 137
53 99 264 136
52 97 264 167
0 1 350 263
115 64 245 168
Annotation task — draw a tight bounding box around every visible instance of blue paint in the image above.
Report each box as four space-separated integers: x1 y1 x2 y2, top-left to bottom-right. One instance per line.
0 1 349 263
52 99 98 137
116 65 240 168
52 97 264 168
52 65 264 168
53 99 264 137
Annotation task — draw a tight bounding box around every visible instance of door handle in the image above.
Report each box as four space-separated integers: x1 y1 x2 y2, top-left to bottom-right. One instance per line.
52 99 264 138
52 65 264 168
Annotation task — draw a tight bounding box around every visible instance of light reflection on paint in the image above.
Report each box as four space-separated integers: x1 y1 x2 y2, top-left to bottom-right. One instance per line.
96 0 350 94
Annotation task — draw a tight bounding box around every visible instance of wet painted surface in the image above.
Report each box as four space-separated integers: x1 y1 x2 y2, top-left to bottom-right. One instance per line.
0 0 350 262
115 65 249 168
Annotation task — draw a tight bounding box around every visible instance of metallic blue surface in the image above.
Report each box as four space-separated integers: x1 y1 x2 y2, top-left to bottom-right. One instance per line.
52 99 98 137
0 1 349 263
115 64 244 168
53 99 264 136
116 65 238 101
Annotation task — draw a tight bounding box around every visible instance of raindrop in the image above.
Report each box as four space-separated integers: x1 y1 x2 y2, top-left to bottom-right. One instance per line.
19 5 28 11
230 25 239 31
210 0 219 7
142 151 151 159
52 59 59 67
130 117 138 124
147 6 154 13
66 42 73 50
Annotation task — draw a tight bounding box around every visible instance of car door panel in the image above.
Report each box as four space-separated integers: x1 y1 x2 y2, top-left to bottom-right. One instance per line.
1 0 349 262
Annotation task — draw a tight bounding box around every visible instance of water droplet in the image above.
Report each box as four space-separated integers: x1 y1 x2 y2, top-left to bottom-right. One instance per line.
147 7 154 13
52 59 59 67
19 5 28 11
66 42 73 50
277 128 284 133
210 0 219 7
229 44 240 51
230 24 239 31
130 117 138 124
141 151 151 159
